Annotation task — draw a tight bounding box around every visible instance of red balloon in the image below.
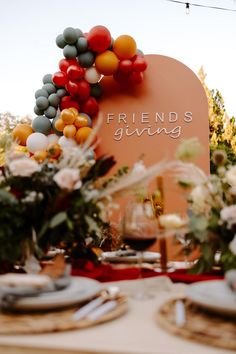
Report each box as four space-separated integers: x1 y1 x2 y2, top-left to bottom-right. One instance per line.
67 65 85 80
119 59 133 73
128 71 144 85
65 81 79 97
81 97 99 116
52 71 67 87
76 79 91 101
113 70 130 84
60 96 79 110
59 59 78 73
132 58 147 72
87 25 111 53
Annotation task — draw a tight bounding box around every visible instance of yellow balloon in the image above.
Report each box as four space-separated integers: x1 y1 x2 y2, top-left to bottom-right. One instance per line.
113 35 137 59
75 127 94 144
63 124 77 138
95 50 119 76
12 124 33 146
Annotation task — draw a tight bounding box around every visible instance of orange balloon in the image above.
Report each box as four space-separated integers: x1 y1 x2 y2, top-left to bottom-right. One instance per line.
113 35 137 59
69 107 79 116
63 124 77 138
47 143 61 158
75 127 94 144
95 50 119 76
12 124 33 146
74 115 89 128
54 118 65 132
34 150 48 163
61 109 76 124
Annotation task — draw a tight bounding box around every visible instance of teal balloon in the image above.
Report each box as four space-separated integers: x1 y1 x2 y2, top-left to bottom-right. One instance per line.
78 51 95 68
43 74 53 84
35 89 48 99
48 93 60 107
34 105 44 115
42 83 57 94
76 37 88 53
56 88 67 98
90 83 103 99
52 117 63 136
56 34 66 49
63 27 78 44
36 97 49 110
32 116 52 135
63 45 78 59
44 106 57 118
75 28 83 38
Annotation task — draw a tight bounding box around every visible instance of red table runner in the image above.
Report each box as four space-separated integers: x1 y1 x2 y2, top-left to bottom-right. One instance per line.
71 261 224 283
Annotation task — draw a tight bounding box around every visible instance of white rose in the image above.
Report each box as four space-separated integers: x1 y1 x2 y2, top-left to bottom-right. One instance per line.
229 234 236 255
159 214 186 229
53 168 81 191
220 205 236 228
8 158 41 177
131 161 146 176
225 166 236 187
190 185 209 214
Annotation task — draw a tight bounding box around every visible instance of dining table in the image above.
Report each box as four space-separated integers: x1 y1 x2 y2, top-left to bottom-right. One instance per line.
0 273 233 354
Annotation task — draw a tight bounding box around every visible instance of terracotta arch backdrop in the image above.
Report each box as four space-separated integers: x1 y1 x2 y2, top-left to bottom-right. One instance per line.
97 54 209 215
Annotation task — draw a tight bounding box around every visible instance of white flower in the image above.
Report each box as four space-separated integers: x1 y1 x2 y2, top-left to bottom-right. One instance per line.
190 185 210 214
159 214 186 229
229 234 236 255
53 168 81 191
220 205 236 228
225 166 236 187
8 158 40 177
131 160 146 176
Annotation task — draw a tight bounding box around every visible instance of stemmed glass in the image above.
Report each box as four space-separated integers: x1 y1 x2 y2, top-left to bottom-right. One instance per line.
122 199 158 300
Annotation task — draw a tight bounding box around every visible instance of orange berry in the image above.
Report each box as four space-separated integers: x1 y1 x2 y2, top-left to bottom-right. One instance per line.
54 119 65 132
63 124 77 138
47 143 61 159
75 127 94 144
60 109 76 124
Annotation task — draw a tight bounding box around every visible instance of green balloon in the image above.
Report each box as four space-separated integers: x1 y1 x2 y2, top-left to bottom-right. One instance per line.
35 89 48 99
56 88 67 98
63 27 78 44
78 51 95 68
43 74 53 84
76 37 88 53
44 106 57 118
48 93 60 107
90 83 103 99
63 45 78 59
42 83 57 94
34 105 44 115
32 116 52 135
36 96 49 110
56 34 66 49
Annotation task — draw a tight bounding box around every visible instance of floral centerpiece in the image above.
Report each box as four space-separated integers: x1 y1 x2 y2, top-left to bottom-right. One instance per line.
160 146 236 273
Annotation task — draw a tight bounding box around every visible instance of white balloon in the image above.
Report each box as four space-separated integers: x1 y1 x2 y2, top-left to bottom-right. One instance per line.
85 67 101 84
26 133 48 153
58 136 77 148
47 134 59 145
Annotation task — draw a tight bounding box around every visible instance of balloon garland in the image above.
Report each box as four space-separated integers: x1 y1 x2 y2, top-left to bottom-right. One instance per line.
12 25 148 161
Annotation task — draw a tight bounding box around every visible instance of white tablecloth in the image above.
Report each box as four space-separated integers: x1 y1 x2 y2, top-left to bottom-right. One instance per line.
0 277 233 354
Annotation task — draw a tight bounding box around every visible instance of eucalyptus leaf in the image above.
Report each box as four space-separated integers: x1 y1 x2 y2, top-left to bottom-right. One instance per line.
49 212 67 228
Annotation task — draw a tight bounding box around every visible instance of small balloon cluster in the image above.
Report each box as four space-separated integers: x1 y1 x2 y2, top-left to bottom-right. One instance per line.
12 25 147 162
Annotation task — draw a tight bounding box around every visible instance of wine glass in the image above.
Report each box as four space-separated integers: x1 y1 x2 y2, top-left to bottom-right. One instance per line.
122 199 158 299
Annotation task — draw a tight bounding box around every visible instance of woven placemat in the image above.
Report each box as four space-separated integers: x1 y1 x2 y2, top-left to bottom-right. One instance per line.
0 296 128 335
156 298 236 350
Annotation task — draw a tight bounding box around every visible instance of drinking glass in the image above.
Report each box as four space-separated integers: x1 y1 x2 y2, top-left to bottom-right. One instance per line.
122 199 158 299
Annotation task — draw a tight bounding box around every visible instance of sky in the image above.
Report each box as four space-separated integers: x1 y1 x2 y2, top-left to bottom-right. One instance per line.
0 0 235 117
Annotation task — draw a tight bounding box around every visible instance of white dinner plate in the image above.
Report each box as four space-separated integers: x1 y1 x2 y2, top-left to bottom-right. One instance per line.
186 280 236 316
101 251 160 263
12 277 102 311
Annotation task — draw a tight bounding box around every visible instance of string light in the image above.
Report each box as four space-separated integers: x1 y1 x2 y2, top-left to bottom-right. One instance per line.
186 2 190 14
164 0 236 13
